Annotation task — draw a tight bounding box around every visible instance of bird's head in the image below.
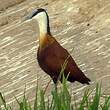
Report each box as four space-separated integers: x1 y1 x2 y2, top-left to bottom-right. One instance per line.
25 8 48 22
24 8 51 36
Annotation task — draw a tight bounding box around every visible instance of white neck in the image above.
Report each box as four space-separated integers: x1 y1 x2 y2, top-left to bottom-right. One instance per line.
33 12 48 37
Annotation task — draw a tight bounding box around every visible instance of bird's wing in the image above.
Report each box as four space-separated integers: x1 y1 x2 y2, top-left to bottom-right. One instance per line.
41 41 90 84
43 41 73 75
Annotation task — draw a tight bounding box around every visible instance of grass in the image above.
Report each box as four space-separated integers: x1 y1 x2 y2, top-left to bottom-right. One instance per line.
0 77 110 110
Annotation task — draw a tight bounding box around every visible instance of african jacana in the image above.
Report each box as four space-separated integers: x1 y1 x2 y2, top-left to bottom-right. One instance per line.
25 8 91 85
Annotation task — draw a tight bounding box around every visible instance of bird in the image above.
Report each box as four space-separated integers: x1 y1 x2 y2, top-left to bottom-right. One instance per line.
25 8 91 85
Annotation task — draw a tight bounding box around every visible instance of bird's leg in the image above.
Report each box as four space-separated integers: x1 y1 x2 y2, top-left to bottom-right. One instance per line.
54 82 58 92
44 79 52 94
52 77 58 92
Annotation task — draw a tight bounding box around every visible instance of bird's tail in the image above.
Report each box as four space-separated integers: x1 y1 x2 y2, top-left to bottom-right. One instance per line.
76 70 91 85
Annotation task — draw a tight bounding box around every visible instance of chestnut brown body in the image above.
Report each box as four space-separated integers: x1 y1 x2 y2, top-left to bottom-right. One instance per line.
37 35 90 84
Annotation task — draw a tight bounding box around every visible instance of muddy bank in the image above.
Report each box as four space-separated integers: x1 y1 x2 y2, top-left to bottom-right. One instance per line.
0 0 110 108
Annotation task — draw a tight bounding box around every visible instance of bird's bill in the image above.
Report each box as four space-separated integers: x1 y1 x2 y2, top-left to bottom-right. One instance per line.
24 9 38 21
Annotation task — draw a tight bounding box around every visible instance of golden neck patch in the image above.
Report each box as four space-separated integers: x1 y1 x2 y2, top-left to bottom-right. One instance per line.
39 34 55 49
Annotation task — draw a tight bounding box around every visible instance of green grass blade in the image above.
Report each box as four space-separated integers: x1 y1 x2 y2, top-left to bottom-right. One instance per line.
62 74 71 110
52 90 60 110
39 90 45 110
89 83 101 110
101 96 110 110
0 92 8 110
79 90 89 110
34 86 38 110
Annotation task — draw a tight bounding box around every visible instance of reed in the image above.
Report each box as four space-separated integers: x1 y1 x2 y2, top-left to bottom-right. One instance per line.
0 78 110 110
